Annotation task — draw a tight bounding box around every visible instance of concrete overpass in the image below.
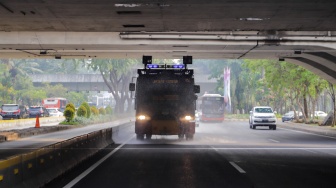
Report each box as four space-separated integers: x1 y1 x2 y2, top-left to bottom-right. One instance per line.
0 1 336 84
30 73 217 95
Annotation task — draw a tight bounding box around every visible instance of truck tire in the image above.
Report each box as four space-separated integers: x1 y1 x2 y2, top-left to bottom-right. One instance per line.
178 134 184 139
186 134 194 140
136 134 144 140
145 133 152 140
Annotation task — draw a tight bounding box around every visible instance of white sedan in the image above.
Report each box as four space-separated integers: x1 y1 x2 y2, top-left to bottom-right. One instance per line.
46 108 63 117
249 106 277 130
314 111 328 118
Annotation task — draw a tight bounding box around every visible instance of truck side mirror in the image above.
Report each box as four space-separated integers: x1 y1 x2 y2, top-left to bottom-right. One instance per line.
194 85 200 93
129 83 135 91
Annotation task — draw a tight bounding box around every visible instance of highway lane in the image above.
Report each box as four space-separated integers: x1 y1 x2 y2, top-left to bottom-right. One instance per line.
43 120 336 188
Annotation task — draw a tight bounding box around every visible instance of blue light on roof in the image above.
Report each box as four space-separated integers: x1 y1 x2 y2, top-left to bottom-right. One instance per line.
172 64 185 69
147 64 159 68
146 64 184 69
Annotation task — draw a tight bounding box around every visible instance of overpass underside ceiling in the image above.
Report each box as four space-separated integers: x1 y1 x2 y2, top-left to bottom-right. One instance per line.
1 1 336 84
0 31 335 59
0 1 336 32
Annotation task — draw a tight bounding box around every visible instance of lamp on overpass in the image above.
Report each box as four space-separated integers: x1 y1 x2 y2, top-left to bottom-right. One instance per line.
40 50 47 55
294 50 302 54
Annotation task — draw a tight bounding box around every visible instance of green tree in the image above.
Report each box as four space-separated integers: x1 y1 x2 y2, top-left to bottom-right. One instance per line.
66 103 76 112
99 107 106 115
105 105 113 115
243 59 331 123
195 59 246 113
43 83 67 98
91 106 99 116
81 101 91 118
19 89 47 106
86 59 140 114
327 82 336 126
77 105 87 117
65 92 87 107
64 107 75 122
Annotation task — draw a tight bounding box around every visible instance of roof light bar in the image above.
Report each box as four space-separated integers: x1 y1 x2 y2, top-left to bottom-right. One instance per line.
146 64 185 69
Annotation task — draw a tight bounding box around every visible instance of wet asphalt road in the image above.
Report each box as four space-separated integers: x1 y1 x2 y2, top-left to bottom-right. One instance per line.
45 121 336 188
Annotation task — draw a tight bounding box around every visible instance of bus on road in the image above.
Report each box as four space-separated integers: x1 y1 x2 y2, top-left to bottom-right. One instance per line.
42 98 67 112
199 94 225 122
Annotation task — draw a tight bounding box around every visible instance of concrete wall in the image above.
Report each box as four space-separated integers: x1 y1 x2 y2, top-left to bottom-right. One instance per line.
0 126 120 188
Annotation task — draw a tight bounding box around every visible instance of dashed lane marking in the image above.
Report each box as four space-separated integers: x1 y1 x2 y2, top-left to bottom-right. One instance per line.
268 139 280 143
229 161 246 173
63 135 134 188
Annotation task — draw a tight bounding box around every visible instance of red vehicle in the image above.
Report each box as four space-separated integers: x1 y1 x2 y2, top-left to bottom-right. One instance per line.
199 94 225 122
42 98 67 112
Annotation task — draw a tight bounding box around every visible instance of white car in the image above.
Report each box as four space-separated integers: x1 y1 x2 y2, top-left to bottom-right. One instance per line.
249 106 277 130
195 110 200 127
314 111 328 118
46 108 63 117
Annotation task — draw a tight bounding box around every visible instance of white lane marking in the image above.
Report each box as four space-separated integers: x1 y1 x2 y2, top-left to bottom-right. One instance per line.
301 149 318 154
211 146 246 174
2 147 336 151
279 127 336 140
63 135 134 188
229 161 246 173
268 139 280 143
113 147 336 150
211 146 218 151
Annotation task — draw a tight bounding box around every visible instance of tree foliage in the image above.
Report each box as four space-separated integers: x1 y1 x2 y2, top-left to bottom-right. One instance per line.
91 106 99 116
105 105 113 115
86 59 141 114
77 105 87 117
80 101 91 118
99 107 106 115
64 107 75 122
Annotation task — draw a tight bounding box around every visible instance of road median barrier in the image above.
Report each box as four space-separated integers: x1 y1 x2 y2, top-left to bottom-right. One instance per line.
0 117 65 130
0 126 120 188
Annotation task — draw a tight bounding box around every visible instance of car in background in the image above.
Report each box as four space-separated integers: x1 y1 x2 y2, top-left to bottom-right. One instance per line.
195 110 200 127
46 108 63 117
282 111 303 122
28 106 50 118
0 104 29 119
313 111 328 118
249 106 277 130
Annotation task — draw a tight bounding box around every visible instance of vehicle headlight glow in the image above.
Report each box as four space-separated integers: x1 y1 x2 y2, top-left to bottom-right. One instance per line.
185 115 192 120
138 115 146 120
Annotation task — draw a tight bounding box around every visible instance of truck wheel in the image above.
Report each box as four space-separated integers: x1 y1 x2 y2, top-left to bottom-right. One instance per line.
145 134 152 140
186 134 194 140
136 134 144 140
178 134 184 139
252 125 256 129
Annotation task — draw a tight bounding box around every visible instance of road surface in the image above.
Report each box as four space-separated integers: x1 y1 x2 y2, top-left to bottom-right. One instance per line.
43 120 336 188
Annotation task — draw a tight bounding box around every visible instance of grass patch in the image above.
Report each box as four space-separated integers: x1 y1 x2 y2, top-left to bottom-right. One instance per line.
225 114 249 119
59 113 133 126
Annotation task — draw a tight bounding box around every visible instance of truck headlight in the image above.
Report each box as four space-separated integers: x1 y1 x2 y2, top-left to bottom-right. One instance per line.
138 115 147 120
185 115 192 121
